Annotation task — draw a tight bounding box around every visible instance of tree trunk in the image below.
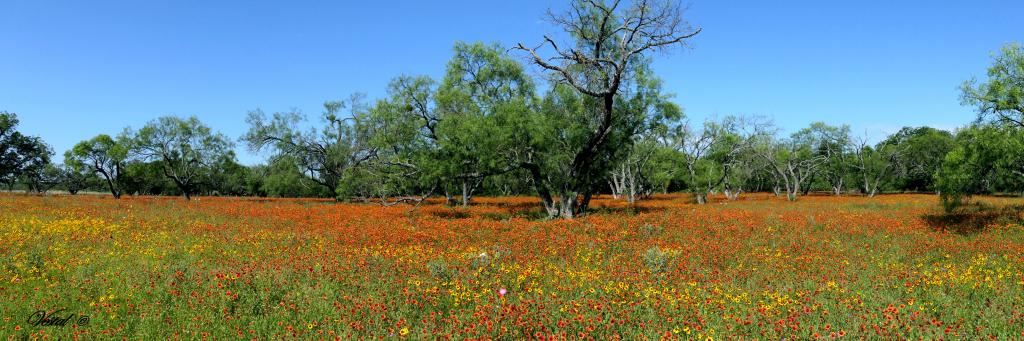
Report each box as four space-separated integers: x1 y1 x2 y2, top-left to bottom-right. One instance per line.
558 193 577 219
789 181 800 201
444 190 457 206
106 179 121 199
832 178 843 196
579 191 593 215
626 170 637 204
725 188 741 201
96 168 121 199
177 180 193 200
524 163 560 218
541 199 559 218
609 167 625 200
867 177 882 198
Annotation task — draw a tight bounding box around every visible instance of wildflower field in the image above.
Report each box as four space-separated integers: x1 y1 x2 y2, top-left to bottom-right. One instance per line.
2 193 1024 339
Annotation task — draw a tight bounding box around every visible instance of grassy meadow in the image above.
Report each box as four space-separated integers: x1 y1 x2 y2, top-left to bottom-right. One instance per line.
2 193 1024 339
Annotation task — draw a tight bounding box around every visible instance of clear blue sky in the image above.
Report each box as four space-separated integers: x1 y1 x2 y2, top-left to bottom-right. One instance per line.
2 1 1021 165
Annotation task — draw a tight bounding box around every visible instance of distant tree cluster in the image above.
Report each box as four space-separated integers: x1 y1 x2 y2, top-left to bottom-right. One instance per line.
4 1 1022 217
1 112 54 192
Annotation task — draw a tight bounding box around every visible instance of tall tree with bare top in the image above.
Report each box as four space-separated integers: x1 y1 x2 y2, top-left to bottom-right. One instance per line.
514 0 700 218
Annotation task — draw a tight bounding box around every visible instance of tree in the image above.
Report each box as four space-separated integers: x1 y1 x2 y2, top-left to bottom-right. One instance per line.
363 43 538 207
243 95 375 199
961 43 1024 128
513 0 700 218
11 137 53 192
936 125 1024 211
434 42 536 206
60 163 97 195
1 112 53 191
938 43 1024 211
716 116 774 200
121 160 175 196
610 138 681 203
758 126 829 201
132 116 234 200
674 116 771 203
850 136 898 197
65 135 128 198
66 134 131 198
253 155 322 198
804 122 852 195
24 163 62 194
605 68 684 204
512 67 678 216
0 111 23 188
361 76 446 205
878 126 954 192
674 120 719 204
209 156 260 196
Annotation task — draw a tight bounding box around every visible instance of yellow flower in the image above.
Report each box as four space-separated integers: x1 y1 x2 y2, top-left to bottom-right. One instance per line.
400 327 409 336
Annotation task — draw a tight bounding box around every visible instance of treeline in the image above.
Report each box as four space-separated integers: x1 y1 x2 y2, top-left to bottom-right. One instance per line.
2 1 1021 217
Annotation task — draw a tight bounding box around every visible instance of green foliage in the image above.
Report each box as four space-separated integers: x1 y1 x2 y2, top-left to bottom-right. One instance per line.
805 122 852 194
0 111 25 186
362 42 537 205
754 122 834 201
13 138 53 192
435 42 536 201
936 125 1024 212
121 160 176 196
259 155 325 198
132 116 235 200
878 126 955 191
940 43 1024 211
21 162 61 193
511 0 699 217
243 95 375 199
66 134 130 198
609 70 688 202
517 65 681 214
208 156 258 196
362 75 445 201
643 246 672 275
0 112 54 190
59 163 100 195
961 43 1024 128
